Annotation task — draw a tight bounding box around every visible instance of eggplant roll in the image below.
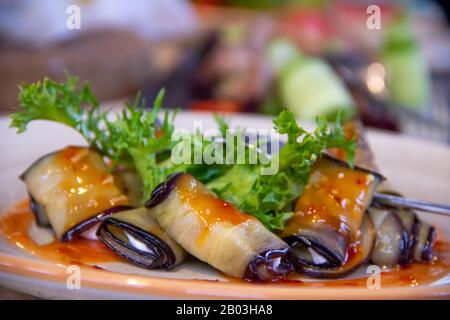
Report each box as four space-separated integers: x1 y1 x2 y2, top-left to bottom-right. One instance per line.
332 121 437 267
296 214 375 278
146 173 294 281
280 155 383 272
327 119 379 172
97 207 186 269
20 146 130 241
369 189 437 266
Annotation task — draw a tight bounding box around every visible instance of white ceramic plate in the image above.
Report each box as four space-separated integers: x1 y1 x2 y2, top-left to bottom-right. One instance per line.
0 111 449 299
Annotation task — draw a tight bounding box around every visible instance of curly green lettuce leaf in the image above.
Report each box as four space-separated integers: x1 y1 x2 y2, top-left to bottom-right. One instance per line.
10 75 175 200
208 109 355 231
10 75 355 228
97 91 177 197
159 113 236 184
11 75 99 133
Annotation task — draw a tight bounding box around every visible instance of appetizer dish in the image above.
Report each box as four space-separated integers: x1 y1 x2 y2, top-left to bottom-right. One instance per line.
1 75 448 289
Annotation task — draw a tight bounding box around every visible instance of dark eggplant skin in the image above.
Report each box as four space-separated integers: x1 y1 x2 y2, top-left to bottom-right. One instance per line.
21 152 57 228
244 248 295 282
422 226 437 262
289 214 375 279
96 207 186 269
146 172 183 208
372 190 437 264
392 209 420 264
284 227 347 268
97 218 176 270
61 205 132 242
414 222 437 263
29 193 50 227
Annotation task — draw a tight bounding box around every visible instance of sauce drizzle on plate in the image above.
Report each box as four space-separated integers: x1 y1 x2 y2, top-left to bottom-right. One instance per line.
0 200 121 265
1 199 449 288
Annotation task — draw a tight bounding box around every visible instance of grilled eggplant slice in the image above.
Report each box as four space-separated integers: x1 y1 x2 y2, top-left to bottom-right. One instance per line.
21 146 130 241
333 120 437 266
281 155 382 270
372 189 437 265
146 173 294 281
393 207 419 264
368 207 409 267
293 214 375 278
369 202 436 266
29 193 51 227
413 220 436 262
97 207 186 269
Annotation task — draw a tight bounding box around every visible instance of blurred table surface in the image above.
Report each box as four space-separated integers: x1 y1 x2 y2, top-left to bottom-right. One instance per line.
0 285 38 300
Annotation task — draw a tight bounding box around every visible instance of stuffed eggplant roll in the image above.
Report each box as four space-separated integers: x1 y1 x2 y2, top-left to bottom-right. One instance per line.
332 121 437 267
295 214 376 278
97 207 186 269
280 155 382 276
369 189 437 267
21 146 130 241
146 173 294 281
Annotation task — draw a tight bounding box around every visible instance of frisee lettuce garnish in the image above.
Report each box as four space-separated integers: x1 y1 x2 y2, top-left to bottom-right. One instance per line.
10 75 355 230
10 75 176 199
207 110 355 231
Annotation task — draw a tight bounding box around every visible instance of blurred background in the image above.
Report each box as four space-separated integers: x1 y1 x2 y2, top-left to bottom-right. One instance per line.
0 0 449 143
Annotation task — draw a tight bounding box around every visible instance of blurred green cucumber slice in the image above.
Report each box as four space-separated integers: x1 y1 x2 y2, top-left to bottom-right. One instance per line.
383 40 430 110
279 57 355 120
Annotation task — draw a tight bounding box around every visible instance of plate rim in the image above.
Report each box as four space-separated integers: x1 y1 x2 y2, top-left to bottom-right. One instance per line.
0 253 449 299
